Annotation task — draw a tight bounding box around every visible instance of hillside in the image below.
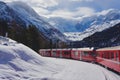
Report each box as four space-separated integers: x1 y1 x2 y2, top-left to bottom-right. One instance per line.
80 23 120 48
0 1 67 51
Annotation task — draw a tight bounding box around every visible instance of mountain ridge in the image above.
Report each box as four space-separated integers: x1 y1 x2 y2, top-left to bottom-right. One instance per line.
0 1 67 51
0 1 66 41
64 9 120 41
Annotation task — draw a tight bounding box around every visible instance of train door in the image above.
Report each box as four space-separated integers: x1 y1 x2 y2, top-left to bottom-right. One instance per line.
52 50 57 57
118 51 120 62
60 50 62 58
79 51 82 60
119 51 120 62
74 51 78 59
114 51 117 61
116 51 119 62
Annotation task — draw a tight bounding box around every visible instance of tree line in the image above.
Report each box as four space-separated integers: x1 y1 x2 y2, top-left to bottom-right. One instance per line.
0 20 67 52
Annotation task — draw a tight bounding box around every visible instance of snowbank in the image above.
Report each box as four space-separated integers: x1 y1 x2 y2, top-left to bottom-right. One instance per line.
0 39 120 80
0 43 60 80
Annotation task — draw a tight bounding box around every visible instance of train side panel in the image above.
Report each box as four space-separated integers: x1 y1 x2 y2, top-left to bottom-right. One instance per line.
96 50 120 73
81 51 96 62
51 49 60 58
39 49 51 57
71 50 81 60
62 50 71 58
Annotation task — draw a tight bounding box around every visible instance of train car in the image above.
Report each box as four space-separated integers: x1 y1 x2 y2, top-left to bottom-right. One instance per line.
39 48 96 61
39 48 71 59
39 49 51 57
96 46 120 73
71 48 81 60
51 49 71 58
50 49 61 58
71 48 96 62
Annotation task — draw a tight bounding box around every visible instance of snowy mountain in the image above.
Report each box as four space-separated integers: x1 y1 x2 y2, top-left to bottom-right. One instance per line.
48 17 78 32
0 1 66 41
81 23 120 48
64 9 120 41
0 37 120 80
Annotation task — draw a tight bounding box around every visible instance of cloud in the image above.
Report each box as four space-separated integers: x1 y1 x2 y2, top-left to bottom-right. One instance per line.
48 9 74 18
0 0 58 8
28 0 58 8
0 0 119 19
71 0 93 2
75 7 95 16
45 7 95 19
33 7 50 16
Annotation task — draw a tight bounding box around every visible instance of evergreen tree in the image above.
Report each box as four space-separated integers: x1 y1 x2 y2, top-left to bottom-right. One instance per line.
0 20 8 36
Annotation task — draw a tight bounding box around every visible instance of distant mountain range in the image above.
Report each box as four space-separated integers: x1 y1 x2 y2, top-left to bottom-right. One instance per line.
63 9 120 41
47 17 78 32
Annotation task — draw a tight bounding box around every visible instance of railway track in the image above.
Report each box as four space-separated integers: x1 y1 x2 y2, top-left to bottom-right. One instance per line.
96 65 120 80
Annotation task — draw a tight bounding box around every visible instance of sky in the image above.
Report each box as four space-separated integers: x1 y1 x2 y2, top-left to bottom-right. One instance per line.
0 0 120 19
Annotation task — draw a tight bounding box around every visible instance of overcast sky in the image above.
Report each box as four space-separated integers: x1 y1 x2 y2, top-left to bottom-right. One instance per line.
0 0 120 19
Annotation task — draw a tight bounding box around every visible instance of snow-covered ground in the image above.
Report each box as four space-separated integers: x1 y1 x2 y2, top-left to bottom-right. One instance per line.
0 38 120 80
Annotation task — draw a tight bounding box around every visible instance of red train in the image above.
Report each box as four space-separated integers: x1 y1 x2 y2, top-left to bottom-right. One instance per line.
39 46 120 73
96 46 120 73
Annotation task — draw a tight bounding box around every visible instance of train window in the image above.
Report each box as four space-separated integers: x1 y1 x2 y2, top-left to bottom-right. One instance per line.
74 51 78 56
64 51 70 55
116 52 119 62
103 52 109 59
102 52 105 58
98 52 101 57
82 51 89 56
46 51 49 54
52 51 56 56
97 52 102 57
119 52 120 62
91 51 97 57
106 52 109 59
111 52 114 60
60 51 62 58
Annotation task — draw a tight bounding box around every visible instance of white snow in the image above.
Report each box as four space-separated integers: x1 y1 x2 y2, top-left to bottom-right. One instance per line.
0 38 120 80
64 20 120 41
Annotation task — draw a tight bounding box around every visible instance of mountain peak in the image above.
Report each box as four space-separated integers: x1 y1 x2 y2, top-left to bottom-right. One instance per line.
98 9 120 16
0 1 6 4
0 1 7 8
65 9 120 41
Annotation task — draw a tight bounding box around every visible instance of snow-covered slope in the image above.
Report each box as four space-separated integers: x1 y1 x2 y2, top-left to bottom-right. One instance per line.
0 1 66 41
64 9 120 41
75 9 120 32
0 37 120 80
81 23 120 47
0 39 60 80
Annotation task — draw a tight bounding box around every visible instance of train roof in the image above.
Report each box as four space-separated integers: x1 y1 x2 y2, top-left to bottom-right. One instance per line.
39 47 94 51
96 46 120 51
39 48 72 51
72 47 94 51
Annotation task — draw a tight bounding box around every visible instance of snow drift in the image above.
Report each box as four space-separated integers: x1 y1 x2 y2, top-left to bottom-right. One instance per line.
0 42 60 80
